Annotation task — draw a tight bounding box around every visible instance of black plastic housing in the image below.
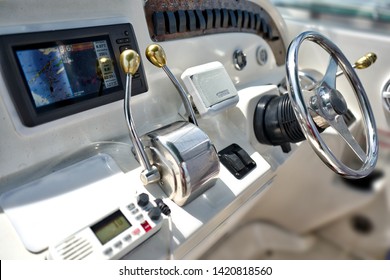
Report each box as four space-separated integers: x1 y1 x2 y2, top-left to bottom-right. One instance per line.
254 94 306 146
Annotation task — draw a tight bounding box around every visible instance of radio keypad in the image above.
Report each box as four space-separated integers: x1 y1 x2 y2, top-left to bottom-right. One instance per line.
96 198 159 258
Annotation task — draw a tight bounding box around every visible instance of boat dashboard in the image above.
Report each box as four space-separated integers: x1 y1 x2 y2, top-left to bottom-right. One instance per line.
0 0 389 260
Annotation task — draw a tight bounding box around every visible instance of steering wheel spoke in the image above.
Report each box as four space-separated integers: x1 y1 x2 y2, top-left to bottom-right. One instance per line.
328 115 367 162
321 56 338 89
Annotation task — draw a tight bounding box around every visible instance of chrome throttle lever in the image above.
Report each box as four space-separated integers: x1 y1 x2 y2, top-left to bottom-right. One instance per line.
119 50 160 185
141 44 219 206
145 44 198 126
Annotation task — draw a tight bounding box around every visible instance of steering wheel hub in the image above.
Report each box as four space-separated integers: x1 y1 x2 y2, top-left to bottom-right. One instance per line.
311 85 348 118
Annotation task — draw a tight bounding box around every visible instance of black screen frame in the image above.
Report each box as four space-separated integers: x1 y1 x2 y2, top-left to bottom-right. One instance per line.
0 23 148 127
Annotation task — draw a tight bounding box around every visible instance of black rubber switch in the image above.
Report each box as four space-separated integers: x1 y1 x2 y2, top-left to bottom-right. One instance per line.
267 24 274 39
261 18 269 35
221 9 229 28
186 10 197 31
236 149 255 167
164 11 177 34
165 11 177 34
228 10 237 27
218 144 257 179
255 14 262 32
213 9 221 28
204 9 214 29
249 12 255 29
195 10 206 29
176 10 187 33
242 11 249 28
152 12 165 35
223 153 246 172
235 10 243 27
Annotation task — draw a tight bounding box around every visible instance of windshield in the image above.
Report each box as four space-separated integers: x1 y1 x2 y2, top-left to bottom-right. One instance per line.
271 0 390 23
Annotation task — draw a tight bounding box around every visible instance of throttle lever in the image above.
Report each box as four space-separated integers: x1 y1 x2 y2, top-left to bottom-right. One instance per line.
120 50 160 185
336 52 377 77
145 44 198 126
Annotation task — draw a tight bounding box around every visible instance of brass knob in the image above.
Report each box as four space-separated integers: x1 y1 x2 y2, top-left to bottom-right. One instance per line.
120 49 140 75
145 44 167 68
354 52 377 70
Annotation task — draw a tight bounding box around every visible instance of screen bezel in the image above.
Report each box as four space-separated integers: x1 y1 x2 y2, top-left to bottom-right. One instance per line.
0 23 147 127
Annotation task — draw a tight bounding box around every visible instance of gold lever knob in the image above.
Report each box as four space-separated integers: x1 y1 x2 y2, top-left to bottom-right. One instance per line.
354 52 377 69
120 49 140 75
145 44 167 68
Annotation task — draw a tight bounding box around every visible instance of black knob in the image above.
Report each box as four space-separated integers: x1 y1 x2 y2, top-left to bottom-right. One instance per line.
148 207 162 221
137 193 149 207
155 198 171 216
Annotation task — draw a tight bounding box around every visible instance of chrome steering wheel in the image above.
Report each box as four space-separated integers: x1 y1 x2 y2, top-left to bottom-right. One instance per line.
286 31 378 178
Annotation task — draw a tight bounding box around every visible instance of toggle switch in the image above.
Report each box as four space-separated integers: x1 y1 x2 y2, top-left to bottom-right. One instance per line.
145 44 198 126
152 12 165 36
228 10 237 27
195 10 206 30
165 11 177 34
222 153 246 172
213 9 221 28
235 10 243 27
186 10 197 31
221 9 229 28
236 148 255 167
218 144 256 179
204 9 213 29
176 10 187 32
242 11 249 28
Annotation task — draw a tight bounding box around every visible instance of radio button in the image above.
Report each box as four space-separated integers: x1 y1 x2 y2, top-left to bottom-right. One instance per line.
114 241 123 249
135 214 144 221
132 228 141 236
127 203 135 210
123 234 132 242
103 247 113 256
116 38 130 44
141 221 152 232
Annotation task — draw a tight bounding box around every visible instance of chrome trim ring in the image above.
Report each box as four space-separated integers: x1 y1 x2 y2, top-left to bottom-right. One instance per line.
233 49 247 70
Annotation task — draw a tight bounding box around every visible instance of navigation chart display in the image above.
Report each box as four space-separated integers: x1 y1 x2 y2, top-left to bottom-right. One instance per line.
16 37 121 110
0 23 147 126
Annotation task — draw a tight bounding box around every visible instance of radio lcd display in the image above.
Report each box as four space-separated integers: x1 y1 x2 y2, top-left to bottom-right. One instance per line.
0 23 148 126
91 210 132 245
